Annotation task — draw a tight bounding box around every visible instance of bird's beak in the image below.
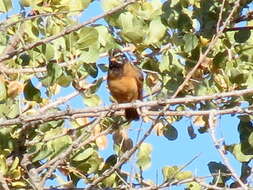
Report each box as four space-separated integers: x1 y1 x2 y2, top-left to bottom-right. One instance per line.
110 57 117 62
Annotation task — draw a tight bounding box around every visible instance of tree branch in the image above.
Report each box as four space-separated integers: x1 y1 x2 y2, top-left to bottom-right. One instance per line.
0 88 253 127
208 111 248 189
224 26 253 32
85 121 156 190
0 11 69 31
171 0 241 98
0 0 136 63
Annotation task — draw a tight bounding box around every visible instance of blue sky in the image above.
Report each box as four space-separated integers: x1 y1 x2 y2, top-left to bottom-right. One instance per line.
2 0 253 189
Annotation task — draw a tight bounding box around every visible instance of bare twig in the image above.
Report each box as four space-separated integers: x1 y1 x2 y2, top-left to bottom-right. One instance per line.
0 46 133 74
156 154 201 189
208 110 248 189
0 11 69 31
216 0 226 33
85 122 156 190
171 0 241 98
39 114 110 186
38 91 80 114
0 0 136 63
1 88 253 127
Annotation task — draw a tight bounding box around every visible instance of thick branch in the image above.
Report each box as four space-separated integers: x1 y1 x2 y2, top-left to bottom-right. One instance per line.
0 88 253 127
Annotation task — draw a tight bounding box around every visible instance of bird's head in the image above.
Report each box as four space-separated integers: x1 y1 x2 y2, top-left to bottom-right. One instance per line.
108 49 128 69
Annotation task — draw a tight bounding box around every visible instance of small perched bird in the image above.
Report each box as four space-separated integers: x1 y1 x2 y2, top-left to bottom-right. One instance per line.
107 49 144 121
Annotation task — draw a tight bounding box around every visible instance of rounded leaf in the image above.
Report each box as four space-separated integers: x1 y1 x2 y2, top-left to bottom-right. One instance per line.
163 124 178 141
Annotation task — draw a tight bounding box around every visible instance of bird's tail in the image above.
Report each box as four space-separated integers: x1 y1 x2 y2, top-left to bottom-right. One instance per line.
125 108 139 121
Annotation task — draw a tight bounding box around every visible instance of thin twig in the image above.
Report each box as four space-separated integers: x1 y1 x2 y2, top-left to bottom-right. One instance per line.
208 110 248 189
0 0 137 63
216 0 226 33
39 114 108 186
85 122 156 190
0 46 133 74
37 91 80 114
171 0 241 99
0 11 69 31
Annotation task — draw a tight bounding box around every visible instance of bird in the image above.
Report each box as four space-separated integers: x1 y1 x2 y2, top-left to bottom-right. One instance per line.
107 49 144 121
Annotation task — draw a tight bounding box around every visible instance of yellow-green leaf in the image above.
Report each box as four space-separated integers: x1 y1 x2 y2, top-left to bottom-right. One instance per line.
84 94 102 107
0 155 8 175
145 17 166 44
0 0 12 13
0 80 6 101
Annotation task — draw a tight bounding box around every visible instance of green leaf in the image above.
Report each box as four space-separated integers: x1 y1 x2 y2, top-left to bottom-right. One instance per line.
77 27 99 50
0 0 12 13
230 68 246 84
86 153 102 174
183 33 198 52
136 143 152 170
6 99 20 119
72 148 94 161
175 171 193 180
83 94 101 107
102 173 116 187
43 44 55 60
0 80 6 101
82 62 98 78
20 0 30 7
41 62 63 86
23 20 39 41
57 73 72 87
24 80 42 103
177 13 192 30
162 166 178 181
89 77 103 94
234 30 251 43
79 47 100 63
129 0 162 20
246 74 253 88
227 144 253 162
63 0 91 13
145 17 166 44
9 168 21 180
208 161 231 185
0 155 7 175
11 181 27 188
98 64 108 72
119 12 145 43
213 51 227 69
9 157 19 172
31 143 52 162
49 135 72 158
159 53 172 72
163 124 178 141
186 182 201 190
102 0 123 11
95 25 114 47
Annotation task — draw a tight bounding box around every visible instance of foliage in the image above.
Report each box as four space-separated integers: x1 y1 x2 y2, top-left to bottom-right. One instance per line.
0 0 252 189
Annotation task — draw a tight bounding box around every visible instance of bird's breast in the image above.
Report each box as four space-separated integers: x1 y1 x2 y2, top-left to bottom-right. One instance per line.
108 76 138 103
